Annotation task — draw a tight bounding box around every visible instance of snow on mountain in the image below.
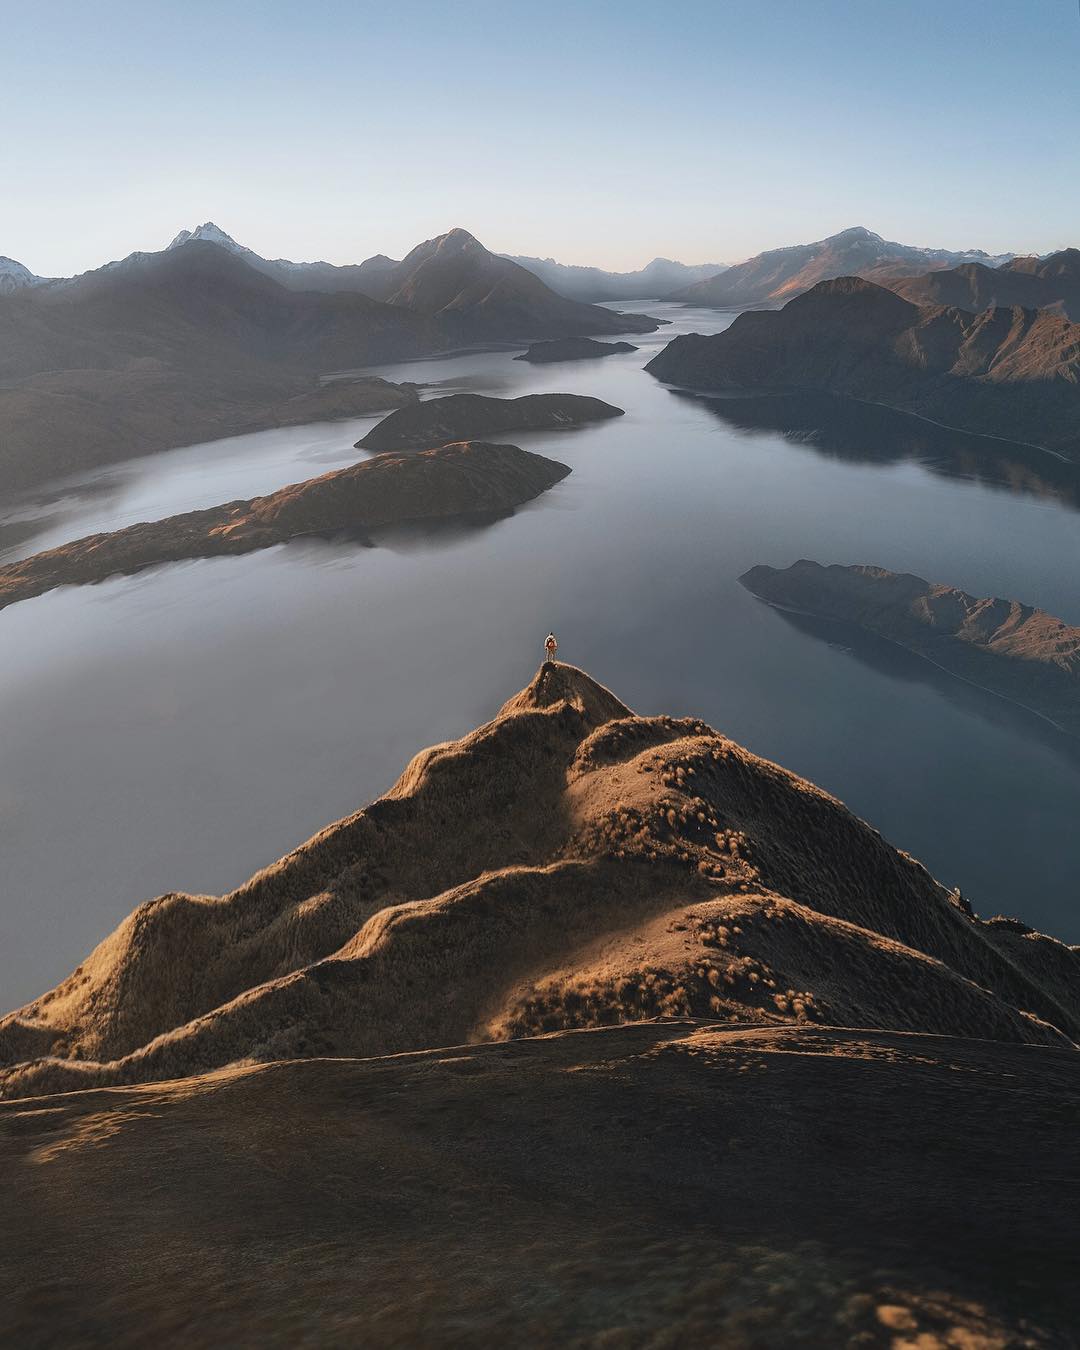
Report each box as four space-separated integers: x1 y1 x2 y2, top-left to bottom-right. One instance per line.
167 222 254 256
0 256 49 295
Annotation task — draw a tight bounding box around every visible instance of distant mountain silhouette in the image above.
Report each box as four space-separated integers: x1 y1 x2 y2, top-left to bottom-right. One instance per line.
647 276 1080 458
670 226 1012 307
0 241 443 488
505 253 727 302
0 228 658 489
365 227 661 340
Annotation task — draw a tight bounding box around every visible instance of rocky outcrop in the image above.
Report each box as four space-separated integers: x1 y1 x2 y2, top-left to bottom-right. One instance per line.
0 442 569 611
646 276 1080 458
741 560 1080 734
513 337 638 363
357 391 624 450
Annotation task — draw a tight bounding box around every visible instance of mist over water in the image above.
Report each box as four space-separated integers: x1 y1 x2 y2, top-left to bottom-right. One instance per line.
2 302 1079 1009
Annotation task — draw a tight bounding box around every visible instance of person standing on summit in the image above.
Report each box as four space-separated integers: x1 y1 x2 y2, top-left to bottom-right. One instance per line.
544 632 558 663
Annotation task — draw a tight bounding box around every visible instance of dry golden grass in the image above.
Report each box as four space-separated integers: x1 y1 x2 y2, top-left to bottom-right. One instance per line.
2 1023 1078 1347
2 662 1077 1100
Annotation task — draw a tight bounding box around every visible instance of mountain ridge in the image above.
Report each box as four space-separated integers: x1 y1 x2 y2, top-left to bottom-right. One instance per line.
504 252 727 302
0 228 657 490
671 226 1014 307
885 247 1080 320
3 661 1076 1101
645 276 1080 458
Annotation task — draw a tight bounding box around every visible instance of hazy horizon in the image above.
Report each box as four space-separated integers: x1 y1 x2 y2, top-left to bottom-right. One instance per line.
4 0 1078 277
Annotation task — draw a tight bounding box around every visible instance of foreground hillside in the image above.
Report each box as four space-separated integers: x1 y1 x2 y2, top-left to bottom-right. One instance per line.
3 1022 1078 1347
647 277 1080 458
3 663 1077 1100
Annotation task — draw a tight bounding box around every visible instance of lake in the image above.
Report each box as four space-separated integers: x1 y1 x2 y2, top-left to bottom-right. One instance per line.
2 301 1079 1010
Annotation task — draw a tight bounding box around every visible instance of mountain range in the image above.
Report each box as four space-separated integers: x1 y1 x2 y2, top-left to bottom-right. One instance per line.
503 253 727 302
0 227 657 490
670 226 1015 307
646 275 1080 458
0 256 50 295
886 248 1080 320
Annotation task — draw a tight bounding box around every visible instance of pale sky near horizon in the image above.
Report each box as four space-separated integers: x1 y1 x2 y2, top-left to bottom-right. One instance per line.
3 0 1078 277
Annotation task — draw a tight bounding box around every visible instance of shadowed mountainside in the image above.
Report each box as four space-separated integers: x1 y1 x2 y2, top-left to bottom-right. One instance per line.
646 276 1080 458
357 391 624 450
0 442 569 611
3 1022 1079 1347
3 662 1077 1101
0 242 446 490
669 226 1011 307
0 229 656 491
886 248 1080 321
357 228 661 339
740 561 1080 736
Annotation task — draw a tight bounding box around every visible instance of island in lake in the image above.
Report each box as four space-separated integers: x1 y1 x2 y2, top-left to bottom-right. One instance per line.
740 560 1080 735
0 442 570 611
513 337 638 363
357 391 624 450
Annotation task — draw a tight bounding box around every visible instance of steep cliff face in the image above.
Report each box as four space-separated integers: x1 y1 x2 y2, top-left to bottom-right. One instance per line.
3 663 1076 1100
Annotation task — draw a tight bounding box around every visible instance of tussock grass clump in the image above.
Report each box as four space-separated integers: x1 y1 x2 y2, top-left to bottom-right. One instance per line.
3 661 1078 1099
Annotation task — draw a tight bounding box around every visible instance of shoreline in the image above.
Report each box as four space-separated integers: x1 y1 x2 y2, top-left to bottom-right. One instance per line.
651 380 1079 467
751 594 1076 739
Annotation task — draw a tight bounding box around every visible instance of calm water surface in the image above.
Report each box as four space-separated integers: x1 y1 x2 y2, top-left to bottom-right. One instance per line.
2 302 1079 1008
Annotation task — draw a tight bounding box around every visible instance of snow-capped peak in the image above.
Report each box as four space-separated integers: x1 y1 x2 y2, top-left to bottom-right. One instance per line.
0 255 48 294
167 222 250 255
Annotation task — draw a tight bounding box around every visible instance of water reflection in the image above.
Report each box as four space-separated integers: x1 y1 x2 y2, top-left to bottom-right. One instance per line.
680 390 1080 513
763 604 1080 770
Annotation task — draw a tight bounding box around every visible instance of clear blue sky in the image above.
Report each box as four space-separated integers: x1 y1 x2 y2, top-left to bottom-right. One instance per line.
3 0 1078 276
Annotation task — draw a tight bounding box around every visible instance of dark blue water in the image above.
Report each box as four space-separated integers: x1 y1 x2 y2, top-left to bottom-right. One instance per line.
2 302 1078 1009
